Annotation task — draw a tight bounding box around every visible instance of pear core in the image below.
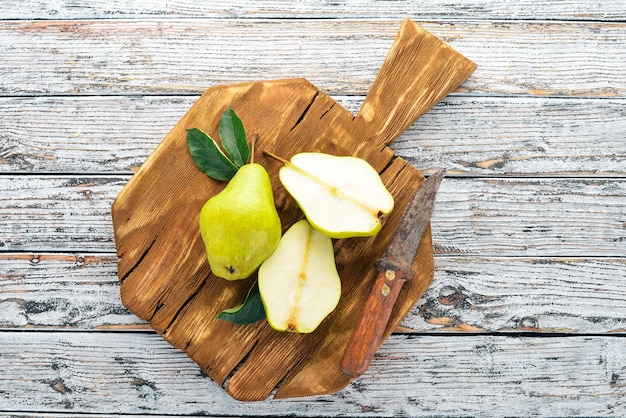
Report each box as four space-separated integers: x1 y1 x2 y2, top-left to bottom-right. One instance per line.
199 163 282 280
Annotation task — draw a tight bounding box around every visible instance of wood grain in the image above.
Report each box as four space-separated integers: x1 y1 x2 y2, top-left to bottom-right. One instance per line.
1 0 625 20
0 253 144 329
408 257 626 333
2 96 624 176
1 255 625 334
0 176 123 252
0 331 623 416
1 176 623 256
1 19 625 97
432 177 626 257
394 97 626 177
0 96 192 174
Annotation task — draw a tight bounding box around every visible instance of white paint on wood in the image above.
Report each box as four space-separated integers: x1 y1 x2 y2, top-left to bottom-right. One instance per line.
0 253 143 328
432 177 626 256
1 96 624 176
1 0 625 20
361 335 626 417
0 331 623 415
0 96 193 173
401 257 626 333
1 20 625 97
394 97 626 176
0 176 123 251
1 254 625 334
1 176 624 256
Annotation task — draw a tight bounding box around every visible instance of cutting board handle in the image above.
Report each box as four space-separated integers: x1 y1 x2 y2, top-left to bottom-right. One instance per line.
355 19 476 148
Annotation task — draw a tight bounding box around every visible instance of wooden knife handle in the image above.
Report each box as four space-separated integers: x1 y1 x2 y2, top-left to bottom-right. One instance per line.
341 265 410 378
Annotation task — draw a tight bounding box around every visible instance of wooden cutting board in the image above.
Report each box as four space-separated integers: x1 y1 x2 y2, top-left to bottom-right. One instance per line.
111 19 476 401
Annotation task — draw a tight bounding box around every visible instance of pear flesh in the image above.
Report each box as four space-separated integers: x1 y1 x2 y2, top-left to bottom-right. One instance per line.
199 163 282 281
278 152 394 238
258 219 341 333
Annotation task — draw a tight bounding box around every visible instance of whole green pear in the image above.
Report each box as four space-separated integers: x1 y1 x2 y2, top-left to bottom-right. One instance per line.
199 163 282 281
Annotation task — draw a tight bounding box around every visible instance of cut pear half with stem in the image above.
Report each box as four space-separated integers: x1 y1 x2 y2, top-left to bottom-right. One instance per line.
258 219 341 333
267 151 394 238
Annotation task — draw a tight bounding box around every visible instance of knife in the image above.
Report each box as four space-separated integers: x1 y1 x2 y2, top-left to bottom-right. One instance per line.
340 169 446 378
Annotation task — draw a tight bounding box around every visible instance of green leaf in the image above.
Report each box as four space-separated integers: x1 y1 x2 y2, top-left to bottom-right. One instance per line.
217 281 266 325
186 128 238 181
219 107 250 167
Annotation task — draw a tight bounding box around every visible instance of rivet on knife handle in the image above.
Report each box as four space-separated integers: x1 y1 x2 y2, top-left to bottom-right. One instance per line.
340 170 446 378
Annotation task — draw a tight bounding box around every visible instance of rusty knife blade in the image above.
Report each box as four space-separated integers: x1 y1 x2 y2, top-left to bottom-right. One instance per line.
381 169 446 268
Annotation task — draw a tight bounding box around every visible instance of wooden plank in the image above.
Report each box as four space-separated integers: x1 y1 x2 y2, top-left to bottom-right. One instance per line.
0 96 191 174
1 0 625 20
0 331 623 415
1 254 625 334
431 177 626 257
404 257 626 333
0 253 145 329
1 19 625 97
1 176 624 256
394 96 626 177
1 95 624 176
0 176 123 252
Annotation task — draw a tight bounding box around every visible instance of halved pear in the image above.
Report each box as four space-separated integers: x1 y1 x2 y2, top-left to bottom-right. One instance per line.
277 152 394 238
258 219 341 333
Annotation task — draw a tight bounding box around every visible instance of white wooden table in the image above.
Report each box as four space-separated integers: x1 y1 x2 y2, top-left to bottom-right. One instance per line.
1 1 625 416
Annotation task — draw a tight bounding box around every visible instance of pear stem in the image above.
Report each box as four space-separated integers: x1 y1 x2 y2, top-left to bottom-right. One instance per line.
249 132 259 164
262 149 290 165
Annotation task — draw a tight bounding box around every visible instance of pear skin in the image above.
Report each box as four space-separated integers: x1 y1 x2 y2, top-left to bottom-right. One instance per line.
258 219 341 333
199 163 281 280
